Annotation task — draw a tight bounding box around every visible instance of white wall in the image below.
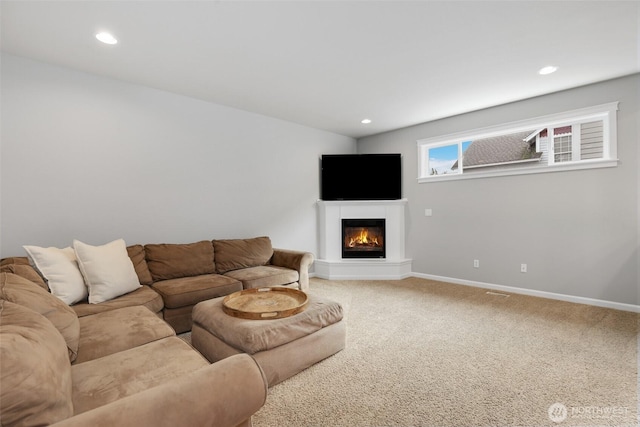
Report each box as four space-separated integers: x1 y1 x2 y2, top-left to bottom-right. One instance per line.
0 54 355 257
357 74 639 306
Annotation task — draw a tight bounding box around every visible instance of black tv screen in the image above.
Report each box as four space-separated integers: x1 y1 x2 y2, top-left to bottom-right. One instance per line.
320 154 402 201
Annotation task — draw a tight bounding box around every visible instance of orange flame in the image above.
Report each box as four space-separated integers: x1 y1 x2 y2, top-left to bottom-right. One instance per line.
348 229 379 248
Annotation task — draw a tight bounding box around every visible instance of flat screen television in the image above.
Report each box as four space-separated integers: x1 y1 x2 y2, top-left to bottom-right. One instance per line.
320 153 402 201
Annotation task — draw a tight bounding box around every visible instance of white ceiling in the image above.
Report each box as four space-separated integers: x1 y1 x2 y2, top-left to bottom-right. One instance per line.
1 1 638 139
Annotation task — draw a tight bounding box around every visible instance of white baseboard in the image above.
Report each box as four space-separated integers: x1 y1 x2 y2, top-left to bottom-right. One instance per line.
412 272 640 313
309 268 639 313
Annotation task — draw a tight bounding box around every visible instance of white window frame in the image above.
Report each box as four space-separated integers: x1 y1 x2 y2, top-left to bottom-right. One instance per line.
417 102 618 183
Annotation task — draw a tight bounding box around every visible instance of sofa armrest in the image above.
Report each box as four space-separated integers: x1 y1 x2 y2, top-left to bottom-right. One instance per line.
52 354 267 427
271 249 314 291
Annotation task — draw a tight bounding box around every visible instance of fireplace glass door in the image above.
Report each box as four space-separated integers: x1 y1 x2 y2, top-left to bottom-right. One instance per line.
341 219 385 259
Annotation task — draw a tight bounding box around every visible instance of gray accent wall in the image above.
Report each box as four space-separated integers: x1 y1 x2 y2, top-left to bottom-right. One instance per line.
0 54 355 257
357 74 639 305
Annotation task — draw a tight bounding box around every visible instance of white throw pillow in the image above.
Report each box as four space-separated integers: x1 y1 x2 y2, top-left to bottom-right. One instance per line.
73 239 141 304
23 245 88 305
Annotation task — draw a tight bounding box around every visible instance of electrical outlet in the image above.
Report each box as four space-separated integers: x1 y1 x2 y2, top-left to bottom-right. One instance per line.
520 263 527 273
473 259 479 268
424 209 433 217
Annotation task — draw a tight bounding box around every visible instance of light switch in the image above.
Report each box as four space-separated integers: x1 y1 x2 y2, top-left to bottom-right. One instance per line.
424 209 433 217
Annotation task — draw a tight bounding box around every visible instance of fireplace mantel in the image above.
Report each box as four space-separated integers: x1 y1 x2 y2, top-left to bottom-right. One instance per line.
315 199 412 280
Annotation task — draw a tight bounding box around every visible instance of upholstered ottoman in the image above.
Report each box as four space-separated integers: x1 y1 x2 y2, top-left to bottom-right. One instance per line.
191 292 345 386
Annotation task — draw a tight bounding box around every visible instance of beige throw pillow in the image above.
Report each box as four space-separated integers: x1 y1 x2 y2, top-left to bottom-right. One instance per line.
73 239 141 304
23 245 88 305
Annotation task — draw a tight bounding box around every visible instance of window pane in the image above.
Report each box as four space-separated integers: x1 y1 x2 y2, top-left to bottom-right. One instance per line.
429 144 458 175
554 135 572 162
462 130 539 170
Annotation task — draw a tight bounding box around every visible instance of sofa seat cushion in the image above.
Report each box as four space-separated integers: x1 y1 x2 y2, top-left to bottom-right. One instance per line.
213 236 273 274
152 274 242 309
74 306 176 364
71 337 208 415
145 241 215 281
0 272 80 362
192 293 344 354
0 300 74 426
72 285 163 318
224 265 299 290
162 305 197 334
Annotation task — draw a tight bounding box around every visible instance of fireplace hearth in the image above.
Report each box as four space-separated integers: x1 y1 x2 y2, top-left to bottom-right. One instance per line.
342 219 385 259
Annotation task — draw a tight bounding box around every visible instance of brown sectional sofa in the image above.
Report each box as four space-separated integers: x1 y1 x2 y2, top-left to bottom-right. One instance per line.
0 272 267 427
0 236 315 425
2 236 314 333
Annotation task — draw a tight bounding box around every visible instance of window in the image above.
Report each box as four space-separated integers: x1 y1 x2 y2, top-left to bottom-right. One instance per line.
417 102 618 182
427 141 471 176
552 126 572 163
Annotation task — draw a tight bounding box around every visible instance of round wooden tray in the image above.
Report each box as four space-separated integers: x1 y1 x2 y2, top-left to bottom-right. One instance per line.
222 287 309 320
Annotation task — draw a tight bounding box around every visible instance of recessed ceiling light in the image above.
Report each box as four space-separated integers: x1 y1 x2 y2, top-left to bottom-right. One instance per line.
361 119 372 124
96 32 118 45
538 65 558 75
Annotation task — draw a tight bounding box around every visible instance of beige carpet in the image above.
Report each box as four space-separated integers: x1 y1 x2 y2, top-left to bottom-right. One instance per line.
248 277 638 427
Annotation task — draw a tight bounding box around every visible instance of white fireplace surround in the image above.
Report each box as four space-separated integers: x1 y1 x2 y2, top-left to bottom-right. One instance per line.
315 199 412 280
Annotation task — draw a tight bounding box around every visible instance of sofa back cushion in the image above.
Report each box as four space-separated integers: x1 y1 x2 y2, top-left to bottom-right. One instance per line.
0 257 30 266
0 257 48 290
213 236 273 274
145 241 215 281
0 300 74 426
0 272 80 362
126 245 154 285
